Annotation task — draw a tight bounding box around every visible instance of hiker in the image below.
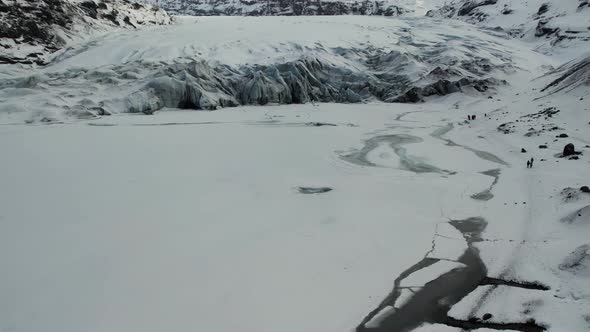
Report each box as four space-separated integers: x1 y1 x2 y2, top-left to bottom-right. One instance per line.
468 115 471 121
472 114 476 120
530 157 534 168
527 160 531 168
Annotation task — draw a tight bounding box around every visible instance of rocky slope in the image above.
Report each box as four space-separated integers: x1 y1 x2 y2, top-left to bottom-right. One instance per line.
427 0 590 55
0 0 171 65
140 0 414 16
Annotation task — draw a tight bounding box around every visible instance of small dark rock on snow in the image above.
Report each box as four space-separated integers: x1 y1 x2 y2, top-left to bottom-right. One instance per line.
557 133 569 138
482 313 493 321
521 148 527 153
306 122 337 127
539 144 548 149
298 187 333 194
581 186 590 193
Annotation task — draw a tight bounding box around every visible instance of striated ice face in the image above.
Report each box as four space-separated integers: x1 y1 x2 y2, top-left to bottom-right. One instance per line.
0 15 549 123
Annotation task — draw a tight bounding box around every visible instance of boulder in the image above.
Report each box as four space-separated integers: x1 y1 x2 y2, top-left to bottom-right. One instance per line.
539 144 548 149
581 186 590 193
521 148 527 153
563 143 576 156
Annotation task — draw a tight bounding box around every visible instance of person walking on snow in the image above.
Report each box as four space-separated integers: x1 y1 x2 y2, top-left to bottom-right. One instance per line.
527 160 531 168
530 157 534 168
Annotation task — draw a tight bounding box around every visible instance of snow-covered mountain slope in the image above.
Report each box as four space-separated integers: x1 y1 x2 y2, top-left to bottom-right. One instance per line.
140 0 415 16
0 16 554 123
427 0 590 57
0 0 171 65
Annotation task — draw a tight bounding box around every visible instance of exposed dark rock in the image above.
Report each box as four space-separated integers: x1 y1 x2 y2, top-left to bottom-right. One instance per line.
563 143 576 156
80 1 99 19
457 0 498 16
557 133 569 138
393 78 502 103
0 0 171 65
560 187 581 202
537 3 550 16
497 122 515 134
581 186 590 193
482 313 493 321
539 145 548 149
501 7 513 15
521 148 527 153
535 20 560 37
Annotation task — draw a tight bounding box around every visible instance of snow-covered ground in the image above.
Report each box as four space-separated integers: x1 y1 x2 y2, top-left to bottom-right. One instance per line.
2 90 589 332
1 8 590 332
0 103 486 332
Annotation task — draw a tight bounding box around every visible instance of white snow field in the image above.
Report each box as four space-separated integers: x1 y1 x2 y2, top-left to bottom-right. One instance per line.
1 13 590 332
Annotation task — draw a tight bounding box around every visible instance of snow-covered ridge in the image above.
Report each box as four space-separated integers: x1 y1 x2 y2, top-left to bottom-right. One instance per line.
139 0 414 16
427 0 590 57
0 0 171 65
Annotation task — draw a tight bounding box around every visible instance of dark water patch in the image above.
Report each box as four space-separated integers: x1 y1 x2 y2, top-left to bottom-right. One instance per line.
430 123 509 166
88 123 117 126
480 277 550 290
471 190 494 201
449 217 488 244
297 187 332 194
306 122 337 127
394 111 420 122
131 121 223 126
250 121 340 127
443 316 546 332
88 121 228 127
470 149 509 166
357 217 488 332
471 168 501 201
340 134 454 174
